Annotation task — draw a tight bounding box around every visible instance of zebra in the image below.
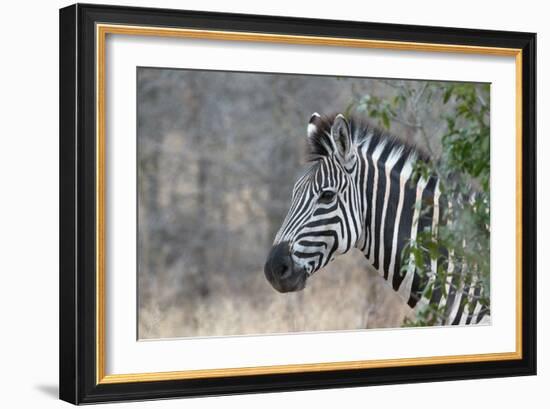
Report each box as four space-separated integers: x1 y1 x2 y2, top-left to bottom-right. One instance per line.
263 112 490 326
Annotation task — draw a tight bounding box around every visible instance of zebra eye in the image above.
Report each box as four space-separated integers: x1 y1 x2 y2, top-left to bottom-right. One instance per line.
318 190 336 204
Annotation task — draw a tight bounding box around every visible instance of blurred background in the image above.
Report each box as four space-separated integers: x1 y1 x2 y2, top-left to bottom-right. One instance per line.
137 67 488 339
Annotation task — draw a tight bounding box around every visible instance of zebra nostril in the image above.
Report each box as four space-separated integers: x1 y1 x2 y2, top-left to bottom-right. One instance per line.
277 258 292 279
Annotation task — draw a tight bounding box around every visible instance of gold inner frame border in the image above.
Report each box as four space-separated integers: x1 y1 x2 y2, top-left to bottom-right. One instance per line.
95 23 523 385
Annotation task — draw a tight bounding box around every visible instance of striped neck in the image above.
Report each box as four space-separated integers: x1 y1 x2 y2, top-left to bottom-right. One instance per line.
352 134 488 326
353 134 438 309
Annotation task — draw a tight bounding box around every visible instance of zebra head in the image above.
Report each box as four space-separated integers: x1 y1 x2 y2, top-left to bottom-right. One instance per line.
264 113 363 293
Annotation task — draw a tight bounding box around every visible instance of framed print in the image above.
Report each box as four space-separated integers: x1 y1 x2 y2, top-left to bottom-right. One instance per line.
59 3 536 404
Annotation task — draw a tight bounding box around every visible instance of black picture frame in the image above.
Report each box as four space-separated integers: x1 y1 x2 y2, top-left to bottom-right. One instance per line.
59 3 536 404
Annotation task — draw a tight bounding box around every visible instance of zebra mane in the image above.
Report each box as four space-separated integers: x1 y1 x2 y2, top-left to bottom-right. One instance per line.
306 113 429 165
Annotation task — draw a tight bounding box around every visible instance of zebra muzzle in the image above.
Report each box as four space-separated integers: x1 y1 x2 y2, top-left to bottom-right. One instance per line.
264 241 307 293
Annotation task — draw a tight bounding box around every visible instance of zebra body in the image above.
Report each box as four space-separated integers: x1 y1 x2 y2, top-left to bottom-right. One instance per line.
264 113 489 326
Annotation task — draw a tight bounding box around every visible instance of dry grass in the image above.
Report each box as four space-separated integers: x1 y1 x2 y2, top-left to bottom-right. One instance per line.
139 250 413 339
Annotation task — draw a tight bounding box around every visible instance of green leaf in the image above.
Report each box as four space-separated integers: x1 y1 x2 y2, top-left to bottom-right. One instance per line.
381 111 390 129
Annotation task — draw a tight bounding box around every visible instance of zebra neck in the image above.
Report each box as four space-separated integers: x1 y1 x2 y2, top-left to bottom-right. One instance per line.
354 140 439 309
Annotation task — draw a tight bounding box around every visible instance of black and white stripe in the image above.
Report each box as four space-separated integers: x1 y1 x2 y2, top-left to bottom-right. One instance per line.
270 113 489 326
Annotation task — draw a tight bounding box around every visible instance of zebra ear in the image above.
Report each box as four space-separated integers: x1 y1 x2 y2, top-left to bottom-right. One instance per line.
307 112 321 138
330 114 353 164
